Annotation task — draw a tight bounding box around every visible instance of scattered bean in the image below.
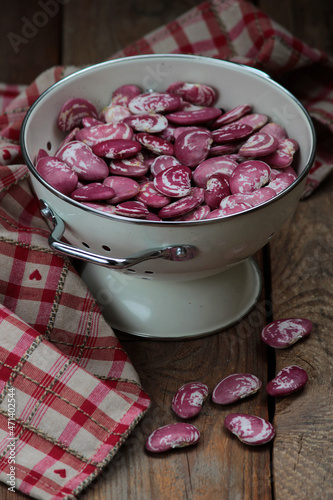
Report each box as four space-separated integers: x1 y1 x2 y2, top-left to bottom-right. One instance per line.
224 413 275 445
212 373 262 404
266 365 308 396
145 423 200 453
172 382 209 419
261 318 312 348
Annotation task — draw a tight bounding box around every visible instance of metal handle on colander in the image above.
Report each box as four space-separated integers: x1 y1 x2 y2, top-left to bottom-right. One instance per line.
40 200 198 269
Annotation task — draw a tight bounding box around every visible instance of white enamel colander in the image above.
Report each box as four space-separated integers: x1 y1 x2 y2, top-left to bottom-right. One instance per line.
20 55 316 338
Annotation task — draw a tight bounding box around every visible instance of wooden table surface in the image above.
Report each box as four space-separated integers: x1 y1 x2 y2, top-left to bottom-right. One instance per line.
1 1 333 499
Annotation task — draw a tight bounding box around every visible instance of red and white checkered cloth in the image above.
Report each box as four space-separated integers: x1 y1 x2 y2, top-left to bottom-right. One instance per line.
0 0 333 498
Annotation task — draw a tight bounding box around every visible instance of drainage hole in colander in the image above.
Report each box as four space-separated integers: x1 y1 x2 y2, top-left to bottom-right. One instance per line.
46 141 52 151
82 242 90 248
144 270 154 275
125 268 136 274
102 245 111 252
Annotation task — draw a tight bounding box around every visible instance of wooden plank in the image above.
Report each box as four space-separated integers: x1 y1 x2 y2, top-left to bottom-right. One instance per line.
88 290 272 500
268 174 333 500
258 1 333 498
0 0 62 84
257 0 333 55
61 0 204 66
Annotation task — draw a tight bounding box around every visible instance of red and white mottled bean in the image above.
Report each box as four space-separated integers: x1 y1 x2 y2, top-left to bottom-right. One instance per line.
92 139 142 159
204 173 231 209
154 165 192 198
212 123 253 144
145 423 200 453
158 187 204 218
129 92 182 114
76 122 133 147
56 141 109 181
124 113 168 133
103 175 140 203
192 157 238 188
236 113 268 131
167 81 217 107
224 413 275 445
261 318 312 348
229 160 271 194
150 155 181 176
174 129 212 167
135 132 174 156
172 382 209 419
211 104 252 128
57 98 98 132
36 156 78 196
166 107 222 125
111 84 141 107
212 373 262 405
70 182 115 201
114 200 149 219
239 132 279 157
135 181 171 208
266 365 308 396
100 104 132 124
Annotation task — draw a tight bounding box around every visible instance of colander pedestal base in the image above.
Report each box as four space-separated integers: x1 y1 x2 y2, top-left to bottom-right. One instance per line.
80 257 262 339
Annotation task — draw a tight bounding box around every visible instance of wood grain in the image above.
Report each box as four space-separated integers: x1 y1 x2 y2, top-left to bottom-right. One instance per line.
269 175 333 500
0 0 61 84
62 0 204 66
88 303 273 500
257 0 333 55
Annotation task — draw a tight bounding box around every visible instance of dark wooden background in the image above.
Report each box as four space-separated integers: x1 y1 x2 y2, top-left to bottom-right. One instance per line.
1 1 333 499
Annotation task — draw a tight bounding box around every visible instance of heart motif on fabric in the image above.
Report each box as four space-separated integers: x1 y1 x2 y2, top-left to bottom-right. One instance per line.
29 270 42 281
54 469 67 478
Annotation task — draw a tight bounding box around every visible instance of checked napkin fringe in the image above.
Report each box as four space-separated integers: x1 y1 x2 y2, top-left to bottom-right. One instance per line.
0 0 333 499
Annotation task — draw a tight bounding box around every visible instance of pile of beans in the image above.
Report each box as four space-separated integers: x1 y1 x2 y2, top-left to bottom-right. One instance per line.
35 81 300 221
145 317 311 451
